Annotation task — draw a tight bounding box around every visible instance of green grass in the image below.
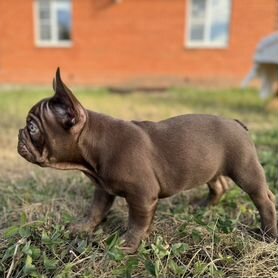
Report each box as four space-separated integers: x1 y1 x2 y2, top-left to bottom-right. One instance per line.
0 87 277 278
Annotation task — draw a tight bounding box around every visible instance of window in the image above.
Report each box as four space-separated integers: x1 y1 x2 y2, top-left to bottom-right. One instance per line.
186 0 231 48
35 0 72 47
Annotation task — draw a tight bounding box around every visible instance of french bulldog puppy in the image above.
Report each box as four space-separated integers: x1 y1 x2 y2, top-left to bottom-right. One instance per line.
18 68 277 253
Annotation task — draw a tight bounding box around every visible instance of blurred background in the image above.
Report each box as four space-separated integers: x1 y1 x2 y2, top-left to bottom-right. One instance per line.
0 0 277 89
0 1 277 277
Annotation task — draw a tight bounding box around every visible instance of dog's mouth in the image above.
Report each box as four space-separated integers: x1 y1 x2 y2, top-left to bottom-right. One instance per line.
18 128 35 163
17 128 44 165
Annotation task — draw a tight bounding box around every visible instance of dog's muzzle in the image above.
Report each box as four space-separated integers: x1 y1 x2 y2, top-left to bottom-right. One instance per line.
17 128 36 163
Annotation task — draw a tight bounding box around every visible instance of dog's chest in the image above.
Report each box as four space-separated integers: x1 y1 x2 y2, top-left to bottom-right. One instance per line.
85 172 126 197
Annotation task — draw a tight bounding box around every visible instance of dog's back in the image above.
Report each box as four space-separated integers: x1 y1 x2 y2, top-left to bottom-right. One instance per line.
133 114 254 196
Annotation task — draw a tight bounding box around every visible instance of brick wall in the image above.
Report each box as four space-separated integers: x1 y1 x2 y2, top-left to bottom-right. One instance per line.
0 0 276 85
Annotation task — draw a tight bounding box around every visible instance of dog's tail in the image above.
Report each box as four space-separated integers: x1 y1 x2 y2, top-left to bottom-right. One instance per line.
234 119 248 131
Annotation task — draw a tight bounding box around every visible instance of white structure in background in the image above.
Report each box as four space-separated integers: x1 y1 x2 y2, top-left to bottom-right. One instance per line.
242 33 278 99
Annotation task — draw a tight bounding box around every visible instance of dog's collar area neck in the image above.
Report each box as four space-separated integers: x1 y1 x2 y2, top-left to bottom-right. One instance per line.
46 161 93 174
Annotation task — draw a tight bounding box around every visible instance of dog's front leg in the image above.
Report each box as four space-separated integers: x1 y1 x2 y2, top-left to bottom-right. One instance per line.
122 195 158 254
71 187 115 234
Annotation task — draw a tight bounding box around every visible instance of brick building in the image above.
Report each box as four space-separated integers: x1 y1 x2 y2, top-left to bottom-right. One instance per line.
0 0 277 86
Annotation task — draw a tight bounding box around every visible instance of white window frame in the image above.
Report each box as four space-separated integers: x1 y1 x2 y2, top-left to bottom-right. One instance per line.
185 0 232 48
34 0 72 47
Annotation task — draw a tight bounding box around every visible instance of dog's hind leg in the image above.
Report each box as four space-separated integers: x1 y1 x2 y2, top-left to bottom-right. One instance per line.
230 159 277 239
197 176 230 207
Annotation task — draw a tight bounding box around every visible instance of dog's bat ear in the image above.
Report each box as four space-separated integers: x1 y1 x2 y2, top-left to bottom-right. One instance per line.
55 67 64 92
54 67 71 99
49 67 82 129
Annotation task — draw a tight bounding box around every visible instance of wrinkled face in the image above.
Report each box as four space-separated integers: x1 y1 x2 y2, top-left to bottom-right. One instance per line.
18 99 48 165
17 68 86 167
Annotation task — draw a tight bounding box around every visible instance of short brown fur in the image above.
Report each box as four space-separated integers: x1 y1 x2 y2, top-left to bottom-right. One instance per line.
18 68 277 253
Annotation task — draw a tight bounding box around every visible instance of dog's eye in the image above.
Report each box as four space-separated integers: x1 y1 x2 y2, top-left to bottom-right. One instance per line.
28 122 39 135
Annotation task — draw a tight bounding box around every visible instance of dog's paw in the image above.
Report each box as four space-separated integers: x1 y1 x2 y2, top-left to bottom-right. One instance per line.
69 222 95 236
120 232 141 254
121 244 138 254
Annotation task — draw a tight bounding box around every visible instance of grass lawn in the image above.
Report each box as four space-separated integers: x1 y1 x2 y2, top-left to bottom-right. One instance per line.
0 87 277 278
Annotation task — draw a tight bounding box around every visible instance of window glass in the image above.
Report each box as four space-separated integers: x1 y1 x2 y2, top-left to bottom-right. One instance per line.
188 0 231 47
189 0 206 41
190 25 205 41
57 8 71 40
209 0 231 43
40 24 51 40
36 0 72 46
39 3 50 20
191 0 206 20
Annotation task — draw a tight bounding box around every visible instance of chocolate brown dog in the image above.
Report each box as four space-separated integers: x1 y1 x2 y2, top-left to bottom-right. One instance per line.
18 68 277 253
